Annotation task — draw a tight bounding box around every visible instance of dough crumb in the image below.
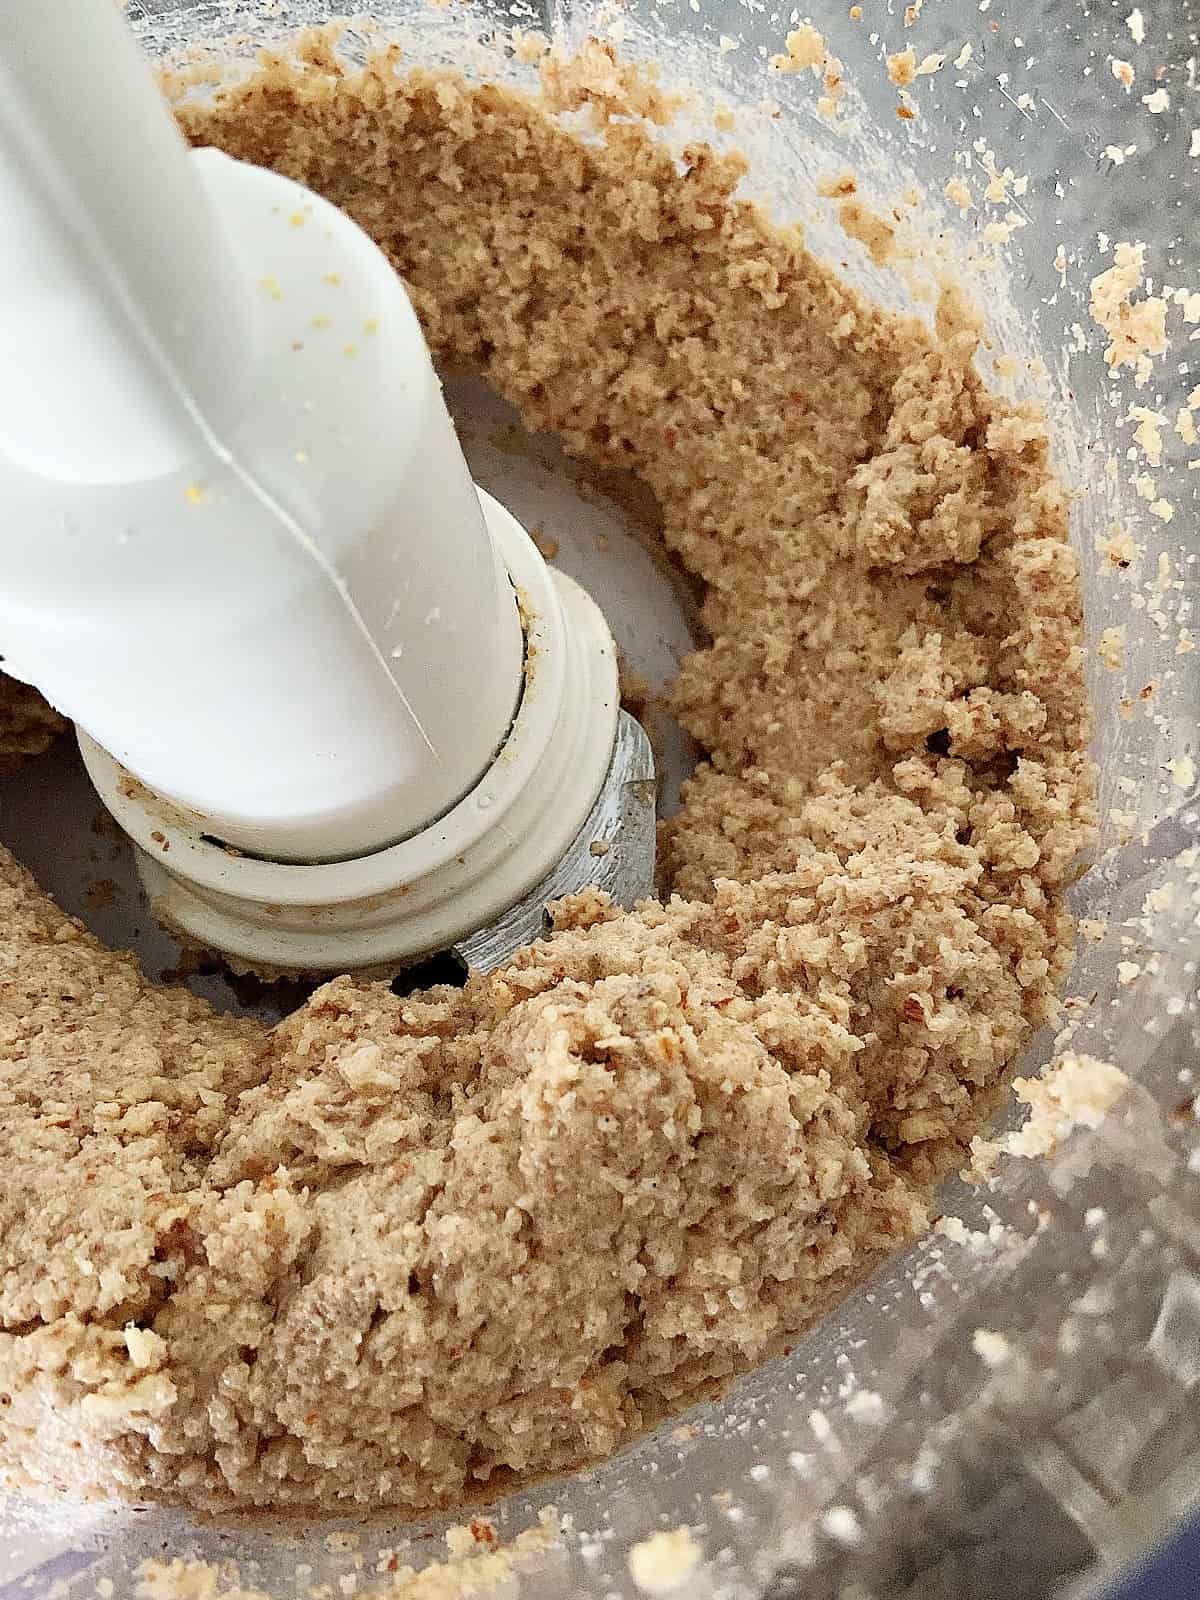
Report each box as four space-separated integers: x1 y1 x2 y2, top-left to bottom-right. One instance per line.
1127 404 1165 465
968 1054 1128 1176
817 168 859 199
972 1328 1012 1367
945 177 973 213
1089 242 1167 373
0 676 65 761
1097 625 1126 670
821 1505 864 1544
887 46 917 87
838 198 896 263
771 23 827 73
628 1528 701 1594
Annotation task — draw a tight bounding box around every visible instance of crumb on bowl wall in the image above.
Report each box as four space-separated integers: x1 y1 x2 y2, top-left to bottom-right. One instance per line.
627 1527 701 1594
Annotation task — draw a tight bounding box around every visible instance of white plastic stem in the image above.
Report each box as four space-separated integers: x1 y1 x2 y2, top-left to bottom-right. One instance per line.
0 0 257 483
0 0 525 862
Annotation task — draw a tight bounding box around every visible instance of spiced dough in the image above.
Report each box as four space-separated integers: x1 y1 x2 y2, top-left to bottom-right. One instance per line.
0 35 1094 1513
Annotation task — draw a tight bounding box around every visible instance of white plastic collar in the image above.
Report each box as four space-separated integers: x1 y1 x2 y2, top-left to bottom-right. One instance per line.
79 491 620 975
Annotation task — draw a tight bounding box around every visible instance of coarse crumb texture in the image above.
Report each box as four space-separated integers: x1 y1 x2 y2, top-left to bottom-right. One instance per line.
0 677 64 763
0 32 1093 1515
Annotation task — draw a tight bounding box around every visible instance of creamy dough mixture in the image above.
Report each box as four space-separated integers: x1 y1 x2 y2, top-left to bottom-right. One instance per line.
0 34 1093 1513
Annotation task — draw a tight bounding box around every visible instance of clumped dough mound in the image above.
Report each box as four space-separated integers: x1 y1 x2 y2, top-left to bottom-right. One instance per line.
0 34 1093 1513
0 678 64 762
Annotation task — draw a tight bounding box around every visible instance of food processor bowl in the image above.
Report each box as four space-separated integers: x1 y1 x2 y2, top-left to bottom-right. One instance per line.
0 0 1196 1595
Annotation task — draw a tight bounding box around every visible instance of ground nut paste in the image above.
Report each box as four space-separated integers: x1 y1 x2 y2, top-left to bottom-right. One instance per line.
0 35 1092 1513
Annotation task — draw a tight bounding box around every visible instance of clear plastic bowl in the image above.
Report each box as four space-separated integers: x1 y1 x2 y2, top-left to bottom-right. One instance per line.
1 0 1197 1595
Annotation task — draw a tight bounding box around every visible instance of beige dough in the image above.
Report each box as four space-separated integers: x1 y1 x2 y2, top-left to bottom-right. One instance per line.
0 34 1093 1513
